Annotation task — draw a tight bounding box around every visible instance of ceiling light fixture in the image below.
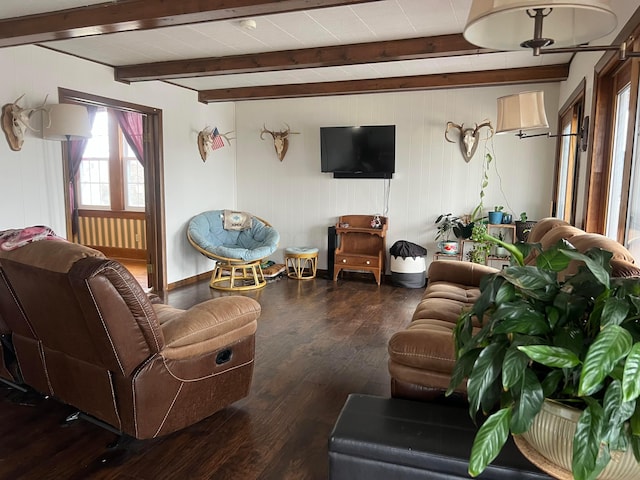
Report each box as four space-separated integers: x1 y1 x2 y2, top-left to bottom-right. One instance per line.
240 19 257 31
464 0 639 58
496 91 589 151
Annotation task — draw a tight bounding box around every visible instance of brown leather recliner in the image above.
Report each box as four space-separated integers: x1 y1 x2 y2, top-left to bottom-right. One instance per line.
0 237 260 439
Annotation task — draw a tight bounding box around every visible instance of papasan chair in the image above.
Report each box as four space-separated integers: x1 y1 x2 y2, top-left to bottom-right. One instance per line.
187 210 279 291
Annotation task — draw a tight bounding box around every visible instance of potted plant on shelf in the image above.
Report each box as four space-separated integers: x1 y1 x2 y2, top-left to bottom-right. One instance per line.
467 222 518 265
467 223 491 264
488 205 504 225
515 211 537 242
494 231 508 257
435 213 460 255
447 239 640 480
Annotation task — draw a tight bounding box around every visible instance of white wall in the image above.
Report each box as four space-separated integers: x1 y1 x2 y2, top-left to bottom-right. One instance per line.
235 83 560 272
0 45 236 284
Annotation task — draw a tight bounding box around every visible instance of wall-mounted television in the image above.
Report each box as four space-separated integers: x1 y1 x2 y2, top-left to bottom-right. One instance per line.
320 125 395 179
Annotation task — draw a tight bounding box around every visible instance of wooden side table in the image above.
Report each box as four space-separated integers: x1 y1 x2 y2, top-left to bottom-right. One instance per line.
333 215 387 285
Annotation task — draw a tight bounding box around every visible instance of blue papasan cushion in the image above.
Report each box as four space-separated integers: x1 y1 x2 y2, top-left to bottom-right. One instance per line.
188 210 279 262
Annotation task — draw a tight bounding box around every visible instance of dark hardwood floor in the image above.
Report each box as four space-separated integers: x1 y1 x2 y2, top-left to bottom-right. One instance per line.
0 274 424 479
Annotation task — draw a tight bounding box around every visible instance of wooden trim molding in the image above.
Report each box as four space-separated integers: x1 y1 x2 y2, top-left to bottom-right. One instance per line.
78 209 145 220
585 73 614 233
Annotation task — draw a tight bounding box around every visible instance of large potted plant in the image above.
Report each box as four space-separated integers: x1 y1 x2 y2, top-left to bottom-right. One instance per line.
447 239 640 480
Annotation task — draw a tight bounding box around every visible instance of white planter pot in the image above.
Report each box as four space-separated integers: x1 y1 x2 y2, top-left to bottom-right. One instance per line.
495 246 507 257
438 240 459 255
516 399 640 480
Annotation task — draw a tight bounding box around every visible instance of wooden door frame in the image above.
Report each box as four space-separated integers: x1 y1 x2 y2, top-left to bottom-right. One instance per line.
57 87 167 292
552 78 585 224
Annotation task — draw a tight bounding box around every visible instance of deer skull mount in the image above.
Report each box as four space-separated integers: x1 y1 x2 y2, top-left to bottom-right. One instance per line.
260 124 299 161
1 94 49 152
445 120 494 163
197 127 234 162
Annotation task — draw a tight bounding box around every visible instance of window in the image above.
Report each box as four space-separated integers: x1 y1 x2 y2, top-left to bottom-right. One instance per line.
625 79 640 260
605 83 631 239
553 80 584 225
124 141 145 209
78 107 145 212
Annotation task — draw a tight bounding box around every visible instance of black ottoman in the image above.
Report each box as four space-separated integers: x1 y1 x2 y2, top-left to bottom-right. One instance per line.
329 394 552 479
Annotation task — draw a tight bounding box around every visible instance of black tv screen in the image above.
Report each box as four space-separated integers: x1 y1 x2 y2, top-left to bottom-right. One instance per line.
320 125 395 179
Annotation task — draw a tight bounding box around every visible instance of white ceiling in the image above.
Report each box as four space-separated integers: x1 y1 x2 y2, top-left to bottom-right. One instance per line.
0 1 634 98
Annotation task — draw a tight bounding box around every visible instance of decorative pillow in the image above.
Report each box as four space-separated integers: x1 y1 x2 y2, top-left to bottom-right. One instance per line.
223 210 252 231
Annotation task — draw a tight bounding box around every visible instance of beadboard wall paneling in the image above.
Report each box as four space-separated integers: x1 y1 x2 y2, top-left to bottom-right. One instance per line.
235 84 560 272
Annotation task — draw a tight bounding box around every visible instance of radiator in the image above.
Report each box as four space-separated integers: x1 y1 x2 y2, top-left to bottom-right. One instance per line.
78 216 146 250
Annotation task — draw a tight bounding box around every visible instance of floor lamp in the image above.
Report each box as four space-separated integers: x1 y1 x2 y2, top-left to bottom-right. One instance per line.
43 104 92 240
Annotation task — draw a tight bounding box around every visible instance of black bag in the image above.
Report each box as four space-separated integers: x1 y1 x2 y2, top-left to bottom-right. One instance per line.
390 240 427 259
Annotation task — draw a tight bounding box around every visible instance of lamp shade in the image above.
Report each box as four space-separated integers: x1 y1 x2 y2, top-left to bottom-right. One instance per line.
464 0 617 51
496 91 549 133
43 103 91 140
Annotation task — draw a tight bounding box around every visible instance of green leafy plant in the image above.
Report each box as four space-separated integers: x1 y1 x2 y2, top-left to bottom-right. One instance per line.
467 222 523 265
447 240 640 479
494 205 504 212
434 213 461 242
519 211 528 222
453 213 484 240
467 223 491 264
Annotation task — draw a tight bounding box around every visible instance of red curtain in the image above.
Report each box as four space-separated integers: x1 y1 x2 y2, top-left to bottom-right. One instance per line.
115 110 144 165
68 106 98 237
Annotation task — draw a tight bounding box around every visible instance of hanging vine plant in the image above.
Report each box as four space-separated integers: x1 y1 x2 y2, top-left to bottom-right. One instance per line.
470 152 493 222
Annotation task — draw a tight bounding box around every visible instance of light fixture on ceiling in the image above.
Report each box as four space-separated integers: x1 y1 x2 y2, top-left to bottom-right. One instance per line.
464 0 639 58
496 91 589 151
239 19 257 30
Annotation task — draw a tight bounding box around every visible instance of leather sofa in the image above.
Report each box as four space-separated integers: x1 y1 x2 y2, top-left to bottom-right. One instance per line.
388 218 640 401
0 233 261 439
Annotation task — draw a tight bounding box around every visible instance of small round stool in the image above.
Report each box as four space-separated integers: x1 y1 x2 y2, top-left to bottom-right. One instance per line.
284 247 318 280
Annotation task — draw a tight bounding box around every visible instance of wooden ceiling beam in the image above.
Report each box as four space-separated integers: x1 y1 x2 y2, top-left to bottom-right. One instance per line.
198 64 570 102
0 0 384 48
115 34 492 82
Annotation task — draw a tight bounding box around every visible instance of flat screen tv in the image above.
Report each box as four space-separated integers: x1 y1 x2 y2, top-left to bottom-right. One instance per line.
320 125 395 179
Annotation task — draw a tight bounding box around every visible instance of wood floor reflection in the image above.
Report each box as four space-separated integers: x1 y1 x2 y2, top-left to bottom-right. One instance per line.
0 275 424 479
120 259 148 289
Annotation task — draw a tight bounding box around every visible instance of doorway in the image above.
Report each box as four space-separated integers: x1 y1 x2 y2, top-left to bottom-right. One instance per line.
57 88 166 292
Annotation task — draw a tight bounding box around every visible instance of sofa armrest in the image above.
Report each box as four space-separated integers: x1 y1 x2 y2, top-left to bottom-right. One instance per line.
388 323 457 374
158 296 260 360
428 260 498 287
